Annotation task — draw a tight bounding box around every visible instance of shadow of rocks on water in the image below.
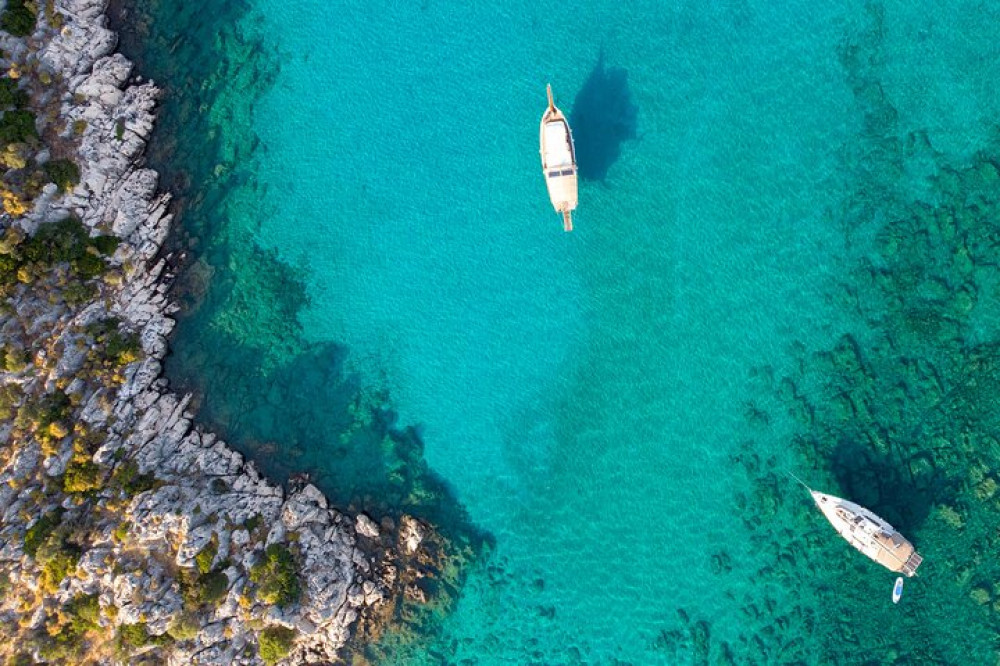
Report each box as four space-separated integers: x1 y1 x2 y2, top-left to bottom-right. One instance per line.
570 53 638 182
168 323 486 545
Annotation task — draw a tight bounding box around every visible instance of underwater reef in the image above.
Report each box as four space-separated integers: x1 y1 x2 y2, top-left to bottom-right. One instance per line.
659 5 1000 664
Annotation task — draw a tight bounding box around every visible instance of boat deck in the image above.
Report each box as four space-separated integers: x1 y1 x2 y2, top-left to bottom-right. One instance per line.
543 120 574 168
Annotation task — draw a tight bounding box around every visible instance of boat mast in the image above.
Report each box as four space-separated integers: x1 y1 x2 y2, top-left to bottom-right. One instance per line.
786 471 813 492
546 83 555 112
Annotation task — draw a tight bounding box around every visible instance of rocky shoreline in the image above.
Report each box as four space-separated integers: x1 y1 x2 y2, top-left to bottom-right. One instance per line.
0 0 442 663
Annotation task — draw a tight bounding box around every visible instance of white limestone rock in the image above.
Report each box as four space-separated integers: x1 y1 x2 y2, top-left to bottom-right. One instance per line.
399 515 425 555
355 513 380 539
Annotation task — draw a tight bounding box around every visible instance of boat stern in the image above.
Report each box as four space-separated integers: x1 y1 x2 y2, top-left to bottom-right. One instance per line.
901 550 923 577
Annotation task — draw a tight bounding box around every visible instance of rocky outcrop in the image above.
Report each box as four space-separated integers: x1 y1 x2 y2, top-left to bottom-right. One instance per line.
0 0 433 663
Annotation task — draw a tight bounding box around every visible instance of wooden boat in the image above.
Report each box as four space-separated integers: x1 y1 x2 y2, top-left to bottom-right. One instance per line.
539 84 578 232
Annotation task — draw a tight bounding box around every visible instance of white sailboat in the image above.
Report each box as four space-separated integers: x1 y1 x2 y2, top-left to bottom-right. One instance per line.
810 490 923 577
791 474 923 579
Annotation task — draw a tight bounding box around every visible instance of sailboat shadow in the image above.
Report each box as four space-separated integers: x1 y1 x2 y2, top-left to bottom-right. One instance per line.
829 438 949 536
569 53 638 182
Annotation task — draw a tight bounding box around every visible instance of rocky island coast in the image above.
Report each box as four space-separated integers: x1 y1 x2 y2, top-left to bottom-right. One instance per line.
0 0 452 663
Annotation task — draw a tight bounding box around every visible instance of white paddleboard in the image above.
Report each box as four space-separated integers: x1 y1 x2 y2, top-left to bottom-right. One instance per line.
892 576 904 603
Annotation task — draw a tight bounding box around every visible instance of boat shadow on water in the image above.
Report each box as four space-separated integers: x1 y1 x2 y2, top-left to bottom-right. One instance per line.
570 52 639 182
829 437 956 538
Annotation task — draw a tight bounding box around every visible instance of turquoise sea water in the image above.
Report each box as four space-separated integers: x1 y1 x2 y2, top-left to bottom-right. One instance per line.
119 0 1000 662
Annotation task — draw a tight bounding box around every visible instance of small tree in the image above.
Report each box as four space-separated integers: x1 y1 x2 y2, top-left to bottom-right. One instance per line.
195 536 218 574
249 544 300 608
258 626 296 666
0 109 37 144
197 571 229 606
23 509 62 557
166 613 200 641
36 537 81 593
0 384 23 420
64 593 100 633
0 0 36 37
43 158 80 192
63 458 102 493
111 460 157 497
115 622 169 659
0 78 27 109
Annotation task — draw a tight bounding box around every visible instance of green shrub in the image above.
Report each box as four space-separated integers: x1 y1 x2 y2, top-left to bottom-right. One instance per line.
105 329 140 364
21 217 89 264
43 158 80 192
179 566 229 609
64 593 100 633
62 280 97 306
0 384 24 420
0 78 28 109
0 252 17 286
8 653 33 666
111 460 157 497
167 613 200 641
249 544 300 608
63 457 102 493
36 622 85 663
0 218 117 287
86 317 142 366
73 250 106 279
0 109 37 144
91 234 119 255
36 537 81 593
1 343 30 372
112 521 130 543
115 621 170 657
23 509 62 557
36 596 100 661
20 217 115 274
38 390 70 425
197 570 229 606
195 536 218 574
258 626 296 666
118 622 150 647
16 390 71 436
0 0 36 37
